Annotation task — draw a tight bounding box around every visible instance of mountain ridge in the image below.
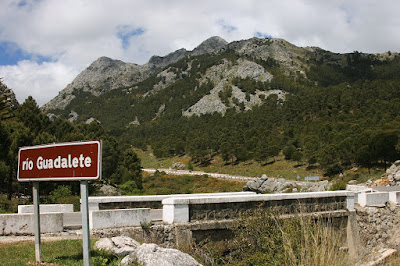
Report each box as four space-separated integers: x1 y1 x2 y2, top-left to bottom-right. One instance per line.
42 36 398 128
42 36 230 111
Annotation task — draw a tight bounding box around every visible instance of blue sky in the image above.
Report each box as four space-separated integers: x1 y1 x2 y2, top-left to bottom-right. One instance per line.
0 0 399 106
0 41 53 65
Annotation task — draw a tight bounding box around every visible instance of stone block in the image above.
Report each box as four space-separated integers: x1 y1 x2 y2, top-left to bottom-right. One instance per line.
389 191 400 204
358 192 389 207
163 202 189 224
89 208 151 230
0 213 63 235
18 204 74 214
346 185 372 192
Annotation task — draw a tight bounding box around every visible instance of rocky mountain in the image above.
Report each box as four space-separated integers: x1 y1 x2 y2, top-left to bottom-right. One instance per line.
42 35 397 131
38 35 400 171
42 36 229 112
42 36 315 113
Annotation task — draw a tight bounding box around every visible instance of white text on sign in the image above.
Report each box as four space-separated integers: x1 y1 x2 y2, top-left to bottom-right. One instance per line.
22 154 92 171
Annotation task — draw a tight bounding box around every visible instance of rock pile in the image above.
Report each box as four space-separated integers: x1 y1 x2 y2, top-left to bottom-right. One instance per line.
356 205 400 253
243 176 329 193
169 162 186 170
94 236 202 266
386 160 400 186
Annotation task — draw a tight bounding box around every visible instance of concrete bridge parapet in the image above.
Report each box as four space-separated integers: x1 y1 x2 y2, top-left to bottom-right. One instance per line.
162 191 355 224
87 192 256 211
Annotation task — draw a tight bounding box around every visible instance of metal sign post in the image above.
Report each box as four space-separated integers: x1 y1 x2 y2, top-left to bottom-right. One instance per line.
81 180 91 266
33 182 41 264
17 140 102 266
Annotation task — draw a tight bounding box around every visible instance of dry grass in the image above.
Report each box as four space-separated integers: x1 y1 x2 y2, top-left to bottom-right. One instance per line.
139 171 245 195
190 209 351 265
134 148 385 182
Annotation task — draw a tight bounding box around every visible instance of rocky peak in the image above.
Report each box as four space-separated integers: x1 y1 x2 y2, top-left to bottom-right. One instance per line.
191 36 228 56
88 56 128 70
148 48 188 68
42 56 154 111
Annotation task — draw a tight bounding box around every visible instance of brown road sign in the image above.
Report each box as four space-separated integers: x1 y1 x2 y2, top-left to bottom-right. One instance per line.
17 140 101 182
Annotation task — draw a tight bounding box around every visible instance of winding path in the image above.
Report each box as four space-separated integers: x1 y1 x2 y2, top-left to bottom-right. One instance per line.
142 168 258 181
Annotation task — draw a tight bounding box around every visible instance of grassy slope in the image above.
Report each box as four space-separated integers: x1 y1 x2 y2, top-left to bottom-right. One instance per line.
134 148 384 183
140 172 245 195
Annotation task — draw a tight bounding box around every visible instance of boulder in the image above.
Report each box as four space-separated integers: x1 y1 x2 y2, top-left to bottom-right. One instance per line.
243 176 328 193
243 177 268 193
94 236 140 257
121 243 202 266
170 162 186 170
382 161 400 186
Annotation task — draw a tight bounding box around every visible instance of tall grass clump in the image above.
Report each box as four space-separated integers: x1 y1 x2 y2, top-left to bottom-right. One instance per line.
193 209 351 265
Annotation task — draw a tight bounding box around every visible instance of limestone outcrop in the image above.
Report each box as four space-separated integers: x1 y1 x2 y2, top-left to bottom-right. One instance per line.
386 160 400 186
121 243 202 266
243 176 329 193
94 236 202 266
42 36 229 112
94 236 140 257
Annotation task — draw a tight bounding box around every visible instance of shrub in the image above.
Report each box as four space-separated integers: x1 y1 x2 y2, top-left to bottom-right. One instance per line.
330 180 347 191
325 163 343 176
48 185 71 203
0 194 29 213
119 180 142 195
48 186 80 211
187 162 194 171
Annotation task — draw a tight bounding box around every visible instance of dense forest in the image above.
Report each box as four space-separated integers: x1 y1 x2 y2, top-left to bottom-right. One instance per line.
124 53 400 175
0 79 142 200
46 45 400 178
2 38 400 204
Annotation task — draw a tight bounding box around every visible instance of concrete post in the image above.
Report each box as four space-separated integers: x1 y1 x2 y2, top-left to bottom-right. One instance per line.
346 194 355 211
347 211 360 263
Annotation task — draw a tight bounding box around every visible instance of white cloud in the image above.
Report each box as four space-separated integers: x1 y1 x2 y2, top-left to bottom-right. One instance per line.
0 0 400 106
0 61 79 106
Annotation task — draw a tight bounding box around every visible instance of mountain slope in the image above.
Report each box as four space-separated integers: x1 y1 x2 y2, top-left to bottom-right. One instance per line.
42 36 229 112
41 36 400 175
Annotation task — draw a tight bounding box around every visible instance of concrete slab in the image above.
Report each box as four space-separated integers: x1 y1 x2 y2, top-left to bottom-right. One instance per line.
162 191 354 205
0 213 63 235
162 191 355 224
89 208 151 230
18 204 74 214
389 191 400 204
88 192 256 210
346 185 372 192
151 209 163 221
358 192 389 207
63 212 82 229
372 186 400 192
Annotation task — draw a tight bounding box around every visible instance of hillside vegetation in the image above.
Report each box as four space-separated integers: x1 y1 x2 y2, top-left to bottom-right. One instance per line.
0 79 141 207
46 37 400 177
1 37 400 205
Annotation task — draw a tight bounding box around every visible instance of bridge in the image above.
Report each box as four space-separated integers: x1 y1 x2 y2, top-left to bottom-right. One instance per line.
2 191 358 256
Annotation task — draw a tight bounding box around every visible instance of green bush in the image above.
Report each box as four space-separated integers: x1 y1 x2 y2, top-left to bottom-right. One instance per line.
0 194 29 213
48 185 72 203
325 163 343 177
119 180 142 195
48 186 80 211
330 180 347 191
